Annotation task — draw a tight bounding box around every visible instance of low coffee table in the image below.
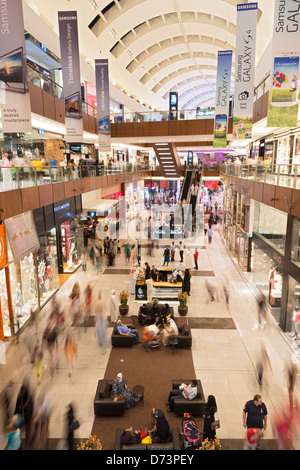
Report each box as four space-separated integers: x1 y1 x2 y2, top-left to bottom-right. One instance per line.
133 384 144 407
169 337 178 354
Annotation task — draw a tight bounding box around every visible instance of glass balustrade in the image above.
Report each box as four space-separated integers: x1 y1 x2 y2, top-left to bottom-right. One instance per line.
220 163 300 190
0 164 159 192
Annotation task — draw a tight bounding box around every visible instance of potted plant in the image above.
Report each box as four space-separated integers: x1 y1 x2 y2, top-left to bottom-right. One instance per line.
198 437 221 451
119 290 130 315
178 291 188 316
77 435 102 450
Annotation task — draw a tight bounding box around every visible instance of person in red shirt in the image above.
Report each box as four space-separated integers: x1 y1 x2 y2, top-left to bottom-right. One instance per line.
194 249 199 270
243 427 263 450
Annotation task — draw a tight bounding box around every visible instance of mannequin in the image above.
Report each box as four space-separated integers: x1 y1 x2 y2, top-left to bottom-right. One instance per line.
15 283 24 317
1 152 13 190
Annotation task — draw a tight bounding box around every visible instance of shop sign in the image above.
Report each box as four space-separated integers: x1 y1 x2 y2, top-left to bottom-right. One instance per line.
5 212 39 261
0 224 7 269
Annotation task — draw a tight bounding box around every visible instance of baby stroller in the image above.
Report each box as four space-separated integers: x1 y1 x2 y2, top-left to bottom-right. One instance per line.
142 327 164 353
181 413 201 450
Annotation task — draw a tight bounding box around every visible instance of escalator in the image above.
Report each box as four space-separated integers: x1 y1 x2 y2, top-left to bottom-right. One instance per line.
179 169 194 204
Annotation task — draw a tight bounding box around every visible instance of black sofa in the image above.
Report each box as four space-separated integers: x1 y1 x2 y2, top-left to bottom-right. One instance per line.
169 323 192 349
94 379 126 416
111 321 137 348
114 427 181 450
171 379 205 417
138 303 174 324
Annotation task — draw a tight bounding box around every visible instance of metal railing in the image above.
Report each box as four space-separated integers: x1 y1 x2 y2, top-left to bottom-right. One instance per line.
220 163 300 190
0 163 159 192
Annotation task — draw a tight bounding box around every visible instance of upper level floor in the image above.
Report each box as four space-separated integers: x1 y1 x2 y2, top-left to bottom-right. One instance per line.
219 163 300 219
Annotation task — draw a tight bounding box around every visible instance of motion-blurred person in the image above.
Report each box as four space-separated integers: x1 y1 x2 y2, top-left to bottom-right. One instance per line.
223 277 233 305
65 333 77 378
83 283 93 331
256 343 273 387
14 378 34 444
66 403 80 450
243 427 263 450
95 306 108 354
27 388 53 450
272 404 296 450
286 358 299 407
205 280 218 302
256 291 268 328
33 339 43 384
110 289 118 323
4 414 23 450
182 268 191 296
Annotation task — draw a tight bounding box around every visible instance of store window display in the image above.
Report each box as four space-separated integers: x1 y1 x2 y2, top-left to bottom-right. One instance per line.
61 219 81 273
9 252 38 332
37 229 59 307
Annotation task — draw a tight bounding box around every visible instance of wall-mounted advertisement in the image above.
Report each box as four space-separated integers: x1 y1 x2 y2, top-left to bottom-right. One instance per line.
0 0 32 132
267 0 300 127
213 51 233 148
233 3 258 140
58 11 83 142
95 59 111 152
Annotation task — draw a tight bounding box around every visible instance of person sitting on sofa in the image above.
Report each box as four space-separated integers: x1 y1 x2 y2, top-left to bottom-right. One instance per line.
112 373 139 409
150 410 171 443
156 304 172 328
138 304 152 326
150 300 160 324
160 317 178 346
120 428 142 446
116 319 140 343
166 380 198 412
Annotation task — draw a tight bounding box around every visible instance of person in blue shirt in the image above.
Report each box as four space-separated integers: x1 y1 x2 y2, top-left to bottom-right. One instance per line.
5 414 23 450
116 320 140 343
243 394 268 431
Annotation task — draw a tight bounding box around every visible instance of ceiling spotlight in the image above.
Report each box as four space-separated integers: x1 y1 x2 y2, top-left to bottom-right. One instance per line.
89 0 98 10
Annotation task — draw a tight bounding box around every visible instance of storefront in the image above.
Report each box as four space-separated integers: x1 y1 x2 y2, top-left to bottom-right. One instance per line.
0 212 40 339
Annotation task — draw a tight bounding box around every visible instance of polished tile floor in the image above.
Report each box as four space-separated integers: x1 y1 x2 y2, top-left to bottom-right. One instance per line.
1 222 300 449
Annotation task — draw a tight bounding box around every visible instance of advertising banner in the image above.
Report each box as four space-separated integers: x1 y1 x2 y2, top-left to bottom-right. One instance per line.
58 11 83 142
213 51 233 148
267 0 300 127
95 59 111 152
233 3 258 140
0 0 32 133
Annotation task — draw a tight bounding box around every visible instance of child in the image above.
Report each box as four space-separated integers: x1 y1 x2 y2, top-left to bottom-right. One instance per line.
194 249 199 270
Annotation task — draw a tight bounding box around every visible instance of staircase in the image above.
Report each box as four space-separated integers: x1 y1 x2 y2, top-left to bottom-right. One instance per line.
153 142 182 178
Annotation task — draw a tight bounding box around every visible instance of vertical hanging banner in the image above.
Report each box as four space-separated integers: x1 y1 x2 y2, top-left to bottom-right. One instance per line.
213 51 233 148
233 3 258 140
0 0 32 133
95 59 111 152
58 11 83 142
267 0 300 128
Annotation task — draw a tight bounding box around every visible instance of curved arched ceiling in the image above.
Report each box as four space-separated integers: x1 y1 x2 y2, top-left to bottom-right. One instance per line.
25 0 274 112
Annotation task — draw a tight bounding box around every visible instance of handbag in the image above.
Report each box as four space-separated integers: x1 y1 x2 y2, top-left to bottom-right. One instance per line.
211 413 220 430
69 419 80 432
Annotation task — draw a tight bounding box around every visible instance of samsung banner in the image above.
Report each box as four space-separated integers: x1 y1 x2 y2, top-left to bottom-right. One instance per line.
58 11 83 142
95 59 111 152
267 0 300 128
233 3 258 140
213 51 233 148
0 0 32 133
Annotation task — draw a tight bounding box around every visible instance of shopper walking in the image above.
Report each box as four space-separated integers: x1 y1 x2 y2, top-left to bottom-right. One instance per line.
194 248 199 270
65 333 77 378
